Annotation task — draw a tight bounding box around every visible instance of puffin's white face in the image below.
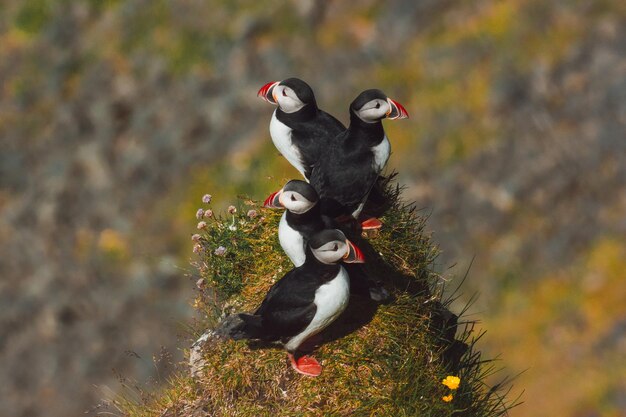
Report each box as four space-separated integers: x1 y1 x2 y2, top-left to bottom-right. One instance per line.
354 98 391 123
311 239 350 265
274 85 306 114
279 190 316 214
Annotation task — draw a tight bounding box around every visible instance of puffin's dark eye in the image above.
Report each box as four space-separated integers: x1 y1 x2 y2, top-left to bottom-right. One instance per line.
290 195 296 201
375 102 381 109
332 244 338 251
283 89 287 97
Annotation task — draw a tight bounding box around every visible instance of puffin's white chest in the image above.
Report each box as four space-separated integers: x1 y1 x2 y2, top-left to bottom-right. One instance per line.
285 267 350 351
311 267 350 327
270 110 306 177
278 212 306 267
371 136 391 173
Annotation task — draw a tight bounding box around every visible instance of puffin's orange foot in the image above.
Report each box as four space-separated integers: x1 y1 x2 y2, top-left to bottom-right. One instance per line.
288 353 322 377
361 217 383 230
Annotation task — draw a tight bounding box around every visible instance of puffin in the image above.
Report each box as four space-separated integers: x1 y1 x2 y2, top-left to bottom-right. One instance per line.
229 229 365 377
264 179 392 303
257 78 345 180
264 179 335 267
309 89 408 229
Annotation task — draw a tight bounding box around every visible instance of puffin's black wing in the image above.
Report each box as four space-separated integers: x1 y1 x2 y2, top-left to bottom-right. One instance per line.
292 110 346 179
317 110 346 133
253 268 321 338
255 269 318 313
263 304 317 338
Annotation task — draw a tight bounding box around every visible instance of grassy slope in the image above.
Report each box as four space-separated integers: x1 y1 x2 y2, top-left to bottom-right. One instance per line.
114 182 514 416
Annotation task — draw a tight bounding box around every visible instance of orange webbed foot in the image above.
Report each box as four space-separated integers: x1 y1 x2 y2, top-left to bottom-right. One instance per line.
360 217 383 230
288 353 322 377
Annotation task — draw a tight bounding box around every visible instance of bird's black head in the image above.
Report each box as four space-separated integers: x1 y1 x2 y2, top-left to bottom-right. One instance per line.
278 179 319 214
350 89 409 123
280 78 317 108
351 89 387 113
257 77 318 114
283 180 319 204
308 229 365 265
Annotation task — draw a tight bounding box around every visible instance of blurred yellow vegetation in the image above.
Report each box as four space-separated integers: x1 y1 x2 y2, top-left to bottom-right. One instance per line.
438 0 520 45
98 228 129 260
484 237 626 417
74 228 95 261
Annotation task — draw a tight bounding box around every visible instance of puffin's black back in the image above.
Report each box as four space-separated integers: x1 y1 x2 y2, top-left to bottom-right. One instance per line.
310 129 380 217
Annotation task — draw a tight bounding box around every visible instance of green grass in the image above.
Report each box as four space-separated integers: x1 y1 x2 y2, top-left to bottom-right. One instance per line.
111 181 517 416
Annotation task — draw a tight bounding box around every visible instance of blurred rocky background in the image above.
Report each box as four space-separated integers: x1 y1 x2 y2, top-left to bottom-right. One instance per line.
1 1 624 416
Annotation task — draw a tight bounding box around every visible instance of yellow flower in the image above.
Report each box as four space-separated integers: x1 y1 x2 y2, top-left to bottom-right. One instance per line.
442 394 454 402
442 375 461 390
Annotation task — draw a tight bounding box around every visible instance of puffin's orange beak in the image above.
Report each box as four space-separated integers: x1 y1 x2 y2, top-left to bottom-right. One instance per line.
386 97 409 120
343 240 365 263
257 81 280 105
263 189 283 208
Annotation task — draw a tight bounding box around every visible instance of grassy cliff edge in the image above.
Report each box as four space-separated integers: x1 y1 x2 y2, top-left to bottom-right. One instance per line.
114 182 515 416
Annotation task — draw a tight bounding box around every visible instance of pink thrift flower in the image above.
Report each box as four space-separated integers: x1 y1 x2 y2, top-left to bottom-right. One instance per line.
204 209 213 218
202 194 212 204
227 205 237 214
197 221 207 230
247 209 258 219
191 234 201 242
214 246 226 256
196 208 204 219
192 244 202 254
